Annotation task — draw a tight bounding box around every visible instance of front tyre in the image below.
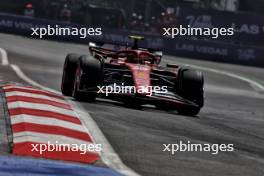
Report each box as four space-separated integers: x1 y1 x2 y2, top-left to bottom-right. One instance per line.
72 55 103 101
61 53 80 96
177 68 204 116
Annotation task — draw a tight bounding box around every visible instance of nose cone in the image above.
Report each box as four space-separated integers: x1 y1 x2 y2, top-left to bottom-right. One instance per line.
126 64 151 95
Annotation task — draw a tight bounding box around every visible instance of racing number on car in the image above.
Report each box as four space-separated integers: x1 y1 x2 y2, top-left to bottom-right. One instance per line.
136 71 147 79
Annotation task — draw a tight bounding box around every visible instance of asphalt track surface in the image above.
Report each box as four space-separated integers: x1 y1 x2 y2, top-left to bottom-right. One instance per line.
0 33 264 176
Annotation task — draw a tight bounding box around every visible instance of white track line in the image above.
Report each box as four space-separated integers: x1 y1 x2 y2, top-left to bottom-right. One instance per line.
10 64 59 94
0 48 8 66
71 100 140 176
165 60 264 92
191 65 264 91
0 47 140 176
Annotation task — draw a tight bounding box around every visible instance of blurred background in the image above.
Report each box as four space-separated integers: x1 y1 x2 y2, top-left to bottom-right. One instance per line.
0 0 262 31
0 0 263 66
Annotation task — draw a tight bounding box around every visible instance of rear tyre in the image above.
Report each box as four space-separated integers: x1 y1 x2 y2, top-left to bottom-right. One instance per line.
177 68 204 116
61 53 80 96
72 55 103 101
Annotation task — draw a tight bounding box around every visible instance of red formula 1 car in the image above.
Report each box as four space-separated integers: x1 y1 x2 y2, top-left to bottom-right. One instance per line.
61 36 204 116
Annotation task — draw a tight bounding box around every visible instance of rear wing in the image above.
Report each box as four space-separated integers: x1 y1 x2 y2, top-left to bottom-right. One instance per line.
88 41 163 59
88 42 120 59
89 42 126 52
